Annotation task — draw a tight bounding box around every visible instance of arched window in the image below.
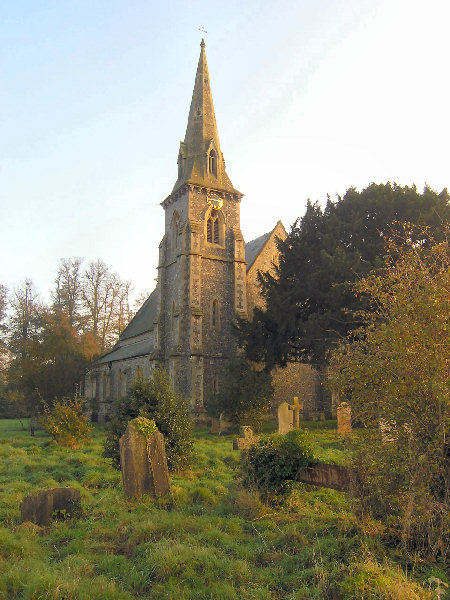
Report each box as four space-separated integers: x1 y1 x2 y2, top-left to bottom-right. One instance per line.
207 210 221 244
212 299 219 328
208 149 217 177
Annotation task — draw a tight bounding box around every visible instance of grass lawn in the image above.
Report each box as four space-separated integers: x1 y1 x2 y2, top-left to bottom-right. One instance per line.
0 419 445 599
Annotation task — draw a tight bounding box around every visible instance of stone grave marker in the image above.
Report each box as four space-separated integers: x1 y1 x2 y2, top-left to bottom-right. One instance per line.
288 396 303 430
278 401 293 434
147 428 171 495
337 402 352 434
379 418 398 444
119 417 170 499
20 487 82 526
210 417 220 434
233 426 260 450
219 413 232 434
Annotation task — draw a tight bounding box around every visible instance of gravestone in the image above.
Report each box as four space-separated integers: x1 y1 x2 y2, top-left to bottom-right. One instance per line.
119 418 170 499
278 401 293 434
379 418 398 444
210 417 220 434
288 396 303 429
219 413 232 434
20 487 82 526
233 426 259 450
337 402 352 434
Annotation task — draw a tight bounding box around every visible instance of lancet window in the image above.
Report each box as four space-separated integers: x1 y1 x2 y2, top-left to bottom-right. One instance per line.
207 210 220 244
208 149 217 177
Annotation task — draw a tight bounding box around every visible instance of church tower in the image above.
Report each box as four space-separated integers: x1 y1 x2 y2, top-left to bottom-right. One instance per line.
155 40 247 414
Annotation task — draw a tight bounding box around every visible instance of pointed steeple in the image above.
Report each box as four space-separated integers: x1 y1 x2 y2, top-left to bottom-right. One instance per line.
173 39 239 194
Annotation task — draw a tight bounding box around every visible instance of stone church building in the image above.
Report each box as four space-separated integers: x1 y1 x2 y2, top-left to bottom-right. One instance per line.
86 40 323 422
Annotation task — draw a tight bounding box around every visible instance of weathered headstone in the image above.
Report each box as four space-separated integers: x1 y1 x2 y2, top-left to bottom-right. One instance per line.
288 396 303 429
379 418 398 445
233 426 260 450
337 402 352 434
20 487 82 526
119 418 170 499
210 417 220 434
147 428 171 496
278 401 293 434
219 413 232 434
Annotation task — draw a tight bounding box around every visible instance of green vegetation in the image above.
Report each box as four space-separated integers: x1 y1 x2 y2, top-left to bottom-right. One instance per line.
40 395 91 449
241 430 314 501
329 228 449 559
238 183 449 369
208 354 273 430
0 419 446 599
103 368 193 472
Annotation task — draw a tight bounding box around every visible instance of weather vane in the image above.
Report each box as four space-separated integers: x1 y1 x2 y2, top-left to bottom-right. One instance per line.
198 26 208 35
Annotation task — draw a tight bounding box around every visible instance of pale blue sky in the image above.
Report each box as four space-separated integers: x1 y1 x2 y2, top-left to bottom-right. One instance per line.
2 0 449 302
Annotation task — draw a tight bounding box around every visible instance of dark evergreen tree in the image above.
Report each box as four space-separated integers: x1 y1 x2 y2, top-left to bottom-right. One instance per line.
238 183 449 369
212 355 273 430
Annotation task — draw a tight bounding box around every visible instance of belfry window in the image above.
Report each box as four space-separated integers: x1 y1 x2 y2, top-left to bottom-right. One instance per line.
208 149 217 177
207 210 220 244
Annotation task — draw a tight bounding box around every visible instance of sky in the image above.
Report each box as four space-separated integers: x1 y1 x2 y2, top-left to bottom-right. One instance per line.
2 0 449 303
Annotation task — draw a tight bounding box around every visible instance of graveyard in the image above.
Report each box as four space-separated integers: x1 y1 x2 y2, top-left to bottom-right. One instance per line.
0 418 444 600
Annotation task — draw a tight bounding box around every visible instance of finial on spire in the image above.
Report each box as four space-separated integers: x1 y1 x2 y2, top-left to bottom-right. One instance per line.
198 25 207 46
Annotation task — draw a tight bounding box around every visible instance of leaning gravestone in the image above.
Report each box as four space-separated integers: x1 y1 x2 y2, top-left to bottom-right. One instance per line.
119 417 170 499
233 426 260 450
20 487 82 526
278 401 293 434
337 402 352 434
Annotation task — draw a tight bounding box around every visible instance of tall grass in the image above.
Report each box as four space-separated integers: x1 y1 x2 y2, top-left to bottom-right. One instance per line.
0 420 445 599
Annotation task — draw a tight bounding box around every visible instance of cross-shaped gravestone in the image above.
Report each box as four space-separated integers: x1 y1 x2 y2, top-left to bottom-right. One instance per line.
288 396 303 430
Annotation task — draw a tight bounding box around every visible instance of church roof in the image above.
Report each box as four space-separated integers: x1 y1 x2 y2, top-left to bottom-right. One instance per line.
245 221 286 271
119 287 159 341
171 40 240 195
245 231 272 271
97 338 154 364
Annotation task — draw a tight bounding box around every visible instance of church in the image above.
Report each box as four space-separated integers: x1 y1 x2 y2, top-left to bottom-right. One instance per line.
85 40 323 422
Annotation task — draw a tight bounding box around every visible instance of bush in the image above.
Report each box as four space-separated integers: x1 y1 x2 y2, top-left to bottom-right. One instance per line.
103 367 193 472
40 395 91 449
241 430 315 502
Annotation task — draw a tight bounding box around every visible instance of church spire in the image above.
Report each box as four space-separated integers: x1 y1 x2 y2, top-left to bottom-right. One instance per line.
173 39 238 194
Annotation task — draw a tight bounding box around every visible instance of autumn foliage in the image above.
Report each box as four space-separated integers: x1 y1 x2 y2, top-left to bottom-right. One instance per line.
40 395 91 449
328 226 449 558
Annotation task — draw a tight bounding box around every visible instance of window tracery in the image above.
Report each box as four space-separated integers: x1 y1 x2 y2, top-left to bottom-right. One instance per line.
206 210 221 244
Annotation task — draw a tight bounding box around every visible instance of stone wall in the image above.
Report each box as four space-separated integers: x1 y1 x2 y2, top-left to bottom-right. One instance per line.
246 221 286 317
271 363 320 417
